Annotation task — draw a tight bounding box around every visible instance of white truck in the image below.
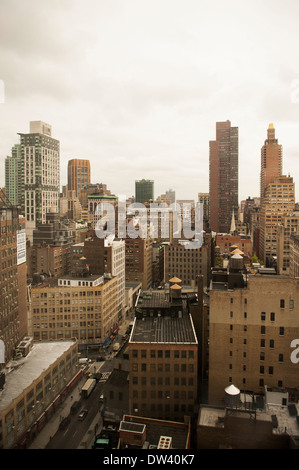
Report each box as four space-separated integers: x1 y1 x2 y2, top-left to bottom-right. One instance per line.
81 378 96 398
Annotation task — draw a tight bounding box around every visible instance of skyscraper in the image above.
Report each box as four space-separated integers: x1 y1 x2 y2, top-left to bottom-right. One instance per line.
67 159 91 202
5 144 23 206
260 124 282 201
209 120 238 233
258 125 294 264
135 179 154 204
15 121 60 241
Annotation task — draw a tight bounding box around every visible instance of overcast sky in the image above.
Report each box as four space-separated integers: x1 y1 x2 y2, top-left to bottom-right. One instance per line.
1 0 299 203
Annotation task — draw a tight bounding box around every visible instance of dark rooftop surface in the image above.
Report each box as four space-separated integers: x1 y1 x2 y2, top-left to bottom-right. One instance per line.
130 314 197 344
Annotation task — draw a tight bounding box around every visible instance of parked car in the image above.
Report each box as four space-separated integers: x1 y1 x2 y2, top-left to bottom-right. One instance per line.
99 394 104 403
77 408 88 421
59 416 71 430
70 400 80 414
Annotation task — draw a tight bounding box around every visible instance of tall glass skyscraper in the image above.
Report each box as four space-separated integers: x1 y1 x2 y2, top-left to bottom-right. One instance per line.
135 179 154 204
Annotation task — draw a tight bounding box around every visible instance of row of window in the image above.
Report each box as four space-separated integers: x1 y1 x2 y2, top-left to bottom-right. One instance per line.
230 298 294 309
132 389 194 399
131 363 195 373
229 338 280 348
132 376 195 386
228 377 285 388
131 403 194 413
131 349 195 359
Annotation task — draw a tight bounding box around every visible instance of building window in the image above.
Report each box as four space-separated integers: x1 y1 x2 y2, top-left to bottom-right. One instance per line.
261 325 266 334
261 312 266 321
270 339 275 348
280 299 285 308
279 327 284 336
269 366 274 375
290 299 294 309
270 312 275 322
278 354 284 362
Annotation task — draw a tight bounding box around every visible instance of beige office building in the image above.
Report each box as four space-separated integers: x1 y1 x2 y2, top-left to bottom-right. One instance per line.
29 273 119 347
209 273 299 406
259 176 295 263
277 211 299 275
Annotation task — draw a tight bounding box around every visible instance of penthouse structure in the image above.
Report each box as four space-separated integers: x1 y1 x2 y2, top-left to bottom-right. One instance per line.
129 285 198 422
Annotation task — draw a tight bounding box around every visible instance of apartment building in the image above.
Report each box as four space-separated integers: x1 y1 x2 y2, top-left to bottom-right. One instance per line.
164 235 211 288
290 234 299 278
67 159 90 202
125 237 153 290
0 207 26 366
276 211 299 275
17 121 60 242
70 236 125 319
129 289 198 422
209 257 299 405
215 234 253 258
259 176 295 264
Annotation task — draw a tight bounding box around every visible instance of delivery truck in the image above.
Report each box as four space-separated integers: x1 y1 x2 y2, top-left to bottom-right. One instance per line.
81 378 96 398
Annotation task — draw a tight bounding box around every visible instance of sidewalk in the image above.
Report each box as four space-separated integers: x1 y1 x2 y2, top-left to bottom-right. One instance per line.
28 374 85 449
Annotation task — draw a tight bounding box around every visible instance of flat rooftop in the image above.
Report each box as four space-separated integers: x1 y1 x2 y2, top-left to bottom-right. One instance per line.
120 415 190 449
130 314 197 344
0 341 76 412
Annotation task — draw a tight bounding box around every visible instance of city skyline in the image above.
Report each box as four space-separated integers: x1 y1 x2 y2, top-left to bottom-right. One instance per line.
1 1 299 202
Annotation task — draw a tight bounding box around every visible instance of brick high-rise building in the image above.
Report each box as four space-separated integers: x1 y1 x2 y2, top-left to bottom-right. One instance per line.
209 258 299 405
259 176 295 264
67 159 91 202
209 120 238 233
259 125 294 265
260 124 282 201
0 207 27 367
129 289 198 422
